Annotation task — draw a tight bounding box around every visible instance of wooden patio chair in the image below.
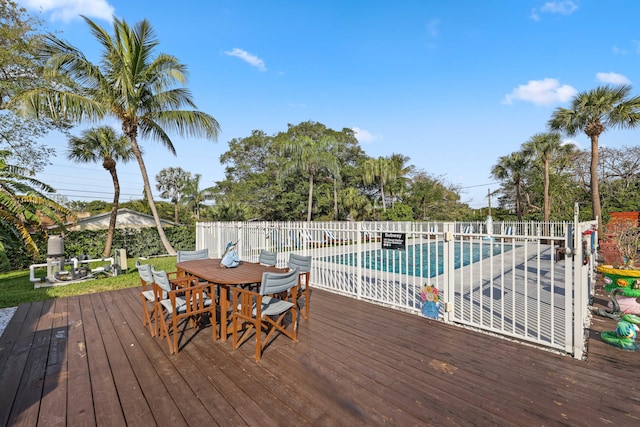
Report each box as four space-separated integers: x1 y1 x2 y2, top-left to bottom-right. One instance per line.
177 248 209 263
153 270 217 354
242 250 277 292
177 249 209 284
137 261 160 336
288 253 312 320
258 249 277 266
230 269 299 362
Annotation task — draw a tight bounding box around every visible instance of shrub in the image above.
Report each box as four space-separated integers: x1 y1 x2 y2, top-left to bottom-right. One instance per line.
8 226 195 270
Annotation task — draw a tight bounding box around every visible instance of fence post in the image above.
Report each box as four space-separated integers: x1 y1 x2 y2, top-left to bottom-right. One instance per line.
442 222 455 323
571 203 587 359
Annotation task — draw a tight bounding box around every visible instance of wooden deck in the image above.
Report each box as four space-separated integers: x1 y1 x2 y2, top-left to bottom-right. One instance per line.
1 284 639 426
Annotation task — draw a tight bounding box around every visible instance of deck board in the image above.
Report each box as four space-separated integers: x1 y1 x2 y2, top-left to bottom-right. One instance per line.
1 284 639 426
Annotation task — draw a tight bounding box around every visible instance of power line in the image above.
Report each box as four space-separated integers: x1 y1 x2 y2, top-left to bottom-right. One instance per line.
459 181 500 189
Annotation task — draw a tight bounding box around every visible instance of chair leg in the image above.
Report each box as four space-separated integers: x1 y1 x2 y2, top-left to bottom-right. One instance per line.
303 286 310 320
171 315 179 354
255 321 262 362
140 294 158 336
140 294 150 327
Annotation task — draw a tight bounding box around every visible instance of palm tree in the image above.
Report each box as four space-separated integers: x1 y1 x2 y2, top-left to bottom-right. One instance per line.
181 173 214 220
156 167 191 223
280 135 339 222
67 126 133 257
491 151 529 220
548 85 640 232
521 132 574 223
0 150 69 265
364 156 394 212
18 16 220 255
387 153 413 208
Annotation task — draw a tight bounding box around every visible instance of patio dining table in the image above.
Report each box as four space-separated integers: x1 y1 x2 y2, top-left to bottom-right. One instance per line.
176 258 285 341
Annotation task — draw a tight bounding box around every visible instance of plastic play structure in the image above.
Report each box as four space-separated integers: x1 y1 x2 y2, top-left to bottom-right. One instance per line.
597 265 640 319
29 235 127 288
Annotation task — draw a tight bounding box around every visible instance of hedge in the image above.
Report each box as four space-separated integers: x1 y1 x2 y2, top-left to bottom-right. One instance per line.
6 226 195 271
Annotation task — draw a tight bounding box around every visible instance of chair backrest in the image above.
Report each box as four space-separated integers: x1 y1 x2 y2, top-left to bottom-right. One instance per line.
177 248 209 263
152 270 174 293
136 261 153 286
288 253 312 274
259 269 299 296
259 250 277 266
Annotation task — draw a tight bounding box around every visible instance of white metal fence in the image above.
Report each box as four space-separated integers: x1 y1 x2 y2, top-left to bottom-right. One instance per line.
195 216 597 359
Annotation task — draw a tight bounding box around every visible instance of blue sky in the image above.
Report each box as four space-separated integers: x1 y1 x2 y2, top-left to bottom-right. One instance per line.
17 0 640 210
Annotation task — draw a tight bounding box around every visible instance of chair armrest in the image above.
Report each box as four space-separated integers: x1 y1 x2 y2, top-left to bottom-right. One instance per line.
230 287 262 317
168 276 195 290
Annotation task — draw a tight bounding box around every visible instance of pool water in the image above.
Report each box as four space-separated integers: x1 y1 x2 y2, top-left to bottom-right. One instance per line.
329 241 512 278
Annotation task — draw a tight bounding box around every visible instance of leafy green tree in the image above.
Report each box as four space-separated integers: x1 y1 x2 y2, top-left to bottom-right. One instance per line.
339 187 371 220
279 135 339 222
0 150 69 266
404 171 466 220
382 203 414 221
0 0 62 171
18 16 220 255
215 130 282 219
156 167 190 223
67 126 133 257
548 85 640 232
491 151 530 221
84 200 110 214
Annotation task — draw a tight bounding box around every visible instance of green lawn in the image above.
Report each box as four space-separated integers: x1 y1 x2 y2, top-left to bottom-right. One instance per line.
0 257 177 309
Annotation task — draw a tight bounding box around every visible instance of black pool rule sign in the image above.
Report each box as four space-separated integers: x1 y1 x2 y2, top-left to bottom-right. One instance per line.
381 232 406 250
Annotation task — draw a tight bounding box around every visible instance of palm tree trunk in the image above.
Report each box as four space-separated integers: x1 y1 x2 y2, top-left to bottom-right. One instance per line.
380 180 387 211
174 202 179 223
590 136 602 233
307 175 314 222
126 129 176 255
104 165 120 257
515 179 523 221
543 158 550 223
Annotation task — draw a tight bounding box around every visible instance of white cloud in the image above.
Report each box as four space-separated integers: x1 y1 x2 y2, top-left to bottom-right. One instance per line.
562 138 581 149
20 0 114 22
503 78 577 106
596 72 631 85
224 48 266 72
531 1 578 21
352 127 380 144
540 1 579 15
612 45 628 55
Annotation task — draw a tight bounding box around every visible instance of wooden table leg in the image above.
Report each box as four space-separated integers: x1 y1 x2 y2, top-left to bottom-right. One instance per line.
219 285 229 341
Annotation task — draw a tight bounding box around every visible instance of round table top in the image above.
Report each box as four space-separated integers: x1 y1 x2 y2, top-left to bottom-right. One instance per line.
176 258 285 285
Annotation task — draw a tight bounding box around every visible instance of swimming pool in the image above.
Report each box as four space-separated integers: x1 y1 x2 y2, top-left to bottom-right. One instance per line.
328 241 512 278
